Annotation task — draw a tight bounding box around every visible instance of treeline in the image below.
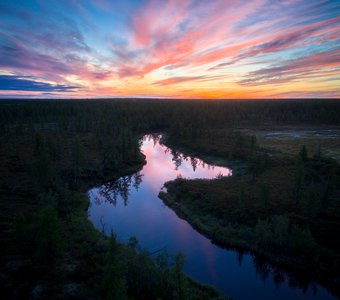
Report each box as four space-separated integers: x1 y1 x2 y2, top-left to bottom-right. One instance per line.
1 99 340 134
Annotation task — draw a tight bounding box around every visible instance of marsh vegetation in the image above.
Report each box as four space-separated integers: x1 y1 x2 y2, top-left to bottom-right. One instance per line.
0 99 339 299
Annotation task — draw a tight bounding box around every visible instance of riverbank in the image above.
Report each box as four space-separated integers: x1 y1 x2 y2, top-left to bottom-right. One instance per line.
160 134 246 176
159 128 340 298
0 130 227 299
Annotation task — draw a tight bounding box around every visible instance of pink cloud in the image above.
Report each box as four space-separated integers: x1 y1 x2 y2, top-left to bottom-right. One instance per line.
240 49 340 85
154 76 207 86
0 30 114 88
1 0 339 98
211 16 340 69
116 0 268 78
131 0 192 48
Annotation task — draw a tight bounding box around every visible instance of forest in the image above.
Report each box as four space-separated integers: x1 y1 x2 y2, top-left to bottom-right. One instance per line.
0 98 339 299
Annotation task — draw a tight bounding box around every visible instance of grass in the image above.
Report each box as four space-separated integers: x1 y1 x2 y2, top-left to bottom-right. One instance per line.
0 130 227 299
242 127 340 162
160 126 340 298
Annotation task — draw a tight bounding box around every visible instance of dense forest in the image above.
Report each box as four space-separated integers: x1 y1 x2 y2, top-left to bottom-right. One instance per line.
0 99 339 299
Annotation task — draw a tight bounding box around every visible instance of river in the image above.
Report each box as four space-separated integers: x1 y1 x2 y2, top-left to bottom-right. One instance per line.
88 134 336 300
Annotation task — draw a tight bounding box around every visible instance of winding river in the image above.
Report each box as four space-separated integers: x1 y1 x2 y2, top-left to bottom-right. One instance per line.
88 134 336 300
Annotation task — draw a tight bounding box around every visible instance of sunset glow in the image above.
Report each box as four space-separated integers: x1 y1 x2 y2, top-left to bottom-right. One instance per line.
0 0 339 99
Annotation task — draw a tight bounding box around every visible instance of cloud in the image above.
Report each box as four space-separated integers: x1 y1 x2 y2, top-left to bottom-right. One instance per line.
0 32 114 84
211 15 340 69
239 49 340 85
0 75 79 92
271 90 340 98
1 2 90 53
154 76 207 86
115 0 267 78
153 74 225 86
0 32 73 78
0 0 339 98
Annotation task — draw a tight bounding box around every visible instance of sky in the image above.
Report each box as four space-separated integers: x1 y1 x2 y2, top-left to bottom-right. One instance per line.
0 0 339 99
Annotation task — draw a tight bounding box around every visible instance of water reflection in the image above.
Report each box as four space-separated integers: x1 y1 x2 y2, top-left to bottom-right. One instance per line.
251 254 319 295
88 134 336 300
93 172 144 207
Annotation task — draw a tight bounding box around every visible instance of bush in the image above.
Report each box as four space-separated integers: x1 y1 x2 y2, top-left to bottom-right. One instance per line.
12 206 63 268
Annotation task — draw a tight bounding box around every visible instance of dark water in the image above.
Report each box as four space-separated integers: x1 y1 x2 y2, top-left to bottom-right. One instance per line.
88 134 336 300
